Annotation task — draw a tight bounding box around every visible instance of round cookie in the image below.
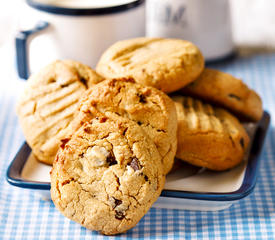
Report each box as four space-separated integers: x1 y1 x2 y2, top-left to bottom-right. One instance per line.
96 38 204 93
16 60 103 165
180 68 263 122
51 116 165 235
71 78 178 174
173 95 250 171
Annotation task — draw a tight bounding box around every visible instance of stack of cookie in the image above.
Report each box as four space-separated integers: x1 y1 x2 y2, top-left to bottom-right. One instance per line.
16 59 179 234
16 37 263 235
50 78 179 234
96 38 262 171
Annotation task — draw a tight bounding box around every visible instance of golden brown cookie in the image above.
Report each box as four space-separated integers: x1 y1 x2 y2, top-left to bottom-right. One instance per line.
71 78 178 174
173 96 250 171
16 60 103 165
96 38 204 93
180 68 263 122
51 116 165 235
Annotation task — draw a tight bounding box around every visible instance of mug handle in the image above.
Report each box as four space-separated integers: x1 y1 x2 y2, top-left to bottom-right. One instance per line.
15 21 49 80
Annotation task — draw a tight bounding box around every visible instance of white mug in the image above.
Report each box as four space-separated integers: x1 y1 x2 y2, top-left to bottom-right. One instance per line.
146 0 234 62
16 0 145 79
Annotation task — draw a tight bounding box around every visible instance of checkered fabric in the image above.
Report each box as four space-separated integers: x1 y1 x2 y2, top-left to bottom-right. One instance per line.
0 53 275 239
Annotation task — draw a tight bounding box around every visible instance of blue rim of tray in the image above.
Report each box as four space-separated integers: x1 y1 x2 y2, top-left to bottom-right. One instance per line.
6 111 270 202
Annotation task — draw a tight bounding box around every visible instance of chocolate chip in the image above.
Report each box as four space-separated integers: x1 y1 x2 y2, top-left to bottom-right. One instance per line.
60 138 70 149
240 137 245 149
80 77 88 89
128 157 140 171
84 126 91 133
228 94 241 101
110 197 122 208
106 151 117 166
144 175 149 181
99 117 108 123
138 93 146 103
137 121 142 126
115 211 125 220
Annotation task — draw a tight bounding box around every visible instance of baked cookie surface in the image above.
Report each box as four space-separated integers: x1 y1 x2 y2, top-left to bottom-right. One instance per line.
63 60 104 87
181 68 263 122
71 78 178 174
51 116 165 235
16 60 103 164
96 38 204 93
173 96 250 171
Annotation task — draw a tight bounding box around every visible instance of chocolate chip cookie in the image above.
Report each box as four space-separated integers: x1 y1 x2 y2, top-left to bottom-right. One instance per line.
51 116 165 235
70 78 178 174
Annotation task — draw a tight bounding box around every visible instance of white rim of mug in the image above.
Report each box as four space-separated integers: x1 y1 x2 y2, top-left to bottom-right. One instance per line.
26 0 145 16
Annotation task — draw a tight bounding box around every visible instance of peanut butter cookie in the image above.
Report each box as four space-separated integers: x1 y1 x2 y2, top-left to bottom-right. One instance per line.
96 38 204 93
173 96 250 171
51 116 165 235
16 60 103 164
181 68 263 122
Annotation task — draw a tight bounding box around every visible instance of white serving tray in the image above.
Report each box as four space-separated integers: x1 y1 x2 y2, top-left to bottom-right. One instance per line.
7 112 270 211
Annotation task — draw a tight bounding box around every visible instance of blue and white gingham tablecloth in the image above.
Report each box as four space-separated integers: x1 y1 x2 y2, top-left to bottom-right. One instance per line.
0 51 275 239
